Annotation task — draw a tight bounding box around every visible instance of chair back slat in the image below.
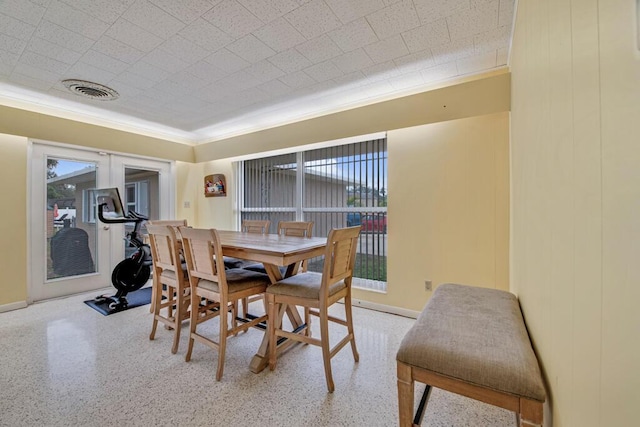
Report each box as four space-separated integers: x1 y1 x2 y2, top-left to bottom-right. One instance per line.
148 219 187 227
242 219 270 234
147 224 180 272
322 226 361 292
179 227 224 283
147 219 188 239
277 221 314 237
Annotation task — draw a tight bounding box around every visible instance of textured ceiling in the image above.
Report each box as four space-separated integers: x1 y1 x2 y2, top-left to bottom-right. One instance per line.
0 0 514 143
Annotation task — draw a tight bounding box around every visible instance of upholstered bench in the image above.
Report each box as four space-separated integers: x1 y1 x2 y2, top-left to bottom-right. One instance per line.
396 283 546 426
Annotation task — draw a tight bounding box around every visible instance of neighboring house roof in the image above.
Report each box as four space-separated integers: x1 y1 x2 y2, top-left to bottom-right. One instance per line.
47 165 96 185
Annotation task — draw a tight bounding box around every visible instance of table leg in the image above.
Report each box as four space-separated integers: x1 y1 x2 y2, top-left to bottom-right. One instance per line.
249 263 306 373
249 302 308 373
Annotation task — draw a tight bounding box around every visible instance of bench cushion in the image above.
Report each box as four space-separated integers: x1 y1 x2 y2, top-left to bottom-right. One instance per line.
396 283 545 402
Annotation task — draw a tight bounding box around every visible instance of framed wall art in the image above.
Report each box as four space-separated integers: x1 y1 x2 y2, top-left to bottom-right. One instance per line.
204 174 226 197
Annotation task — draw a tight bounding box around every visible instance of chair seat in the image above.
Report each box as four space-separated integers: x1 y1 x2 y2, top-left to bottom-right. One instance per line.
266 272 346 300
243 263 287 276
223 256 255 269
158 263 187 281
198 268 270 294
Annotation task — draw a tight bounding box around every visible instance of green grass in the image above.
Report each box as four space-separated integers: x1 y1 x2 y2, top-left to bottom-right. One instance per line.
307 253 387 282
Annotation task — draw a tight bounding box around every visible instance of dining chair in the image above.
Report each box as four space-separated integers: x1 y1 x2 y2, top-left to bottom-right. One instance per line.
146 223 190 354
266 225 361 392
244 220 315 274
278 221 314 271
241 219 271 234
179 226 271 381
146 219 188 314
231 219 271 316
221 219 271 270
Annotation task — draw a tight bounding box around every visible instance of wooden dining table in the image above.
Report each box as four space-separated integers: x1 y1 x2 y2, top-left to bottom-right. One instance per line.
217 230 327 373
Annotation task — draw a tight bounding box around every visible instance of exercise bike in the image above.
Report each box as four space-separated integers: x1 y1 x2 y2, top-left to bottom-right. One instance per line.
93 202 152 312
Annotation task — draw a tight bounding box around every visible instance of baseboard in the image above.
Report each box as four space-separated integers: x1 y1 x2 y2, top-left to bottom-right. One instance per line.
0 301 28 313
349 298 420 319
0 295 421 318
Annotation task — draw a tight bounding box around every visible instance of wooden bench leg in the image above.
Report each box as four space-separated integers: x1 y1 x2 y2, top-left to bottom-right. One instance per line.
397 362 415 427
519 398 543 427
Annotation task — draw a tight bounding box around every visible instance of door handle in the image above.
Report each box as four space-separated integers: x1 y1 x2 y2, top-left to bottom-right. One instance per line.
103 225 110 230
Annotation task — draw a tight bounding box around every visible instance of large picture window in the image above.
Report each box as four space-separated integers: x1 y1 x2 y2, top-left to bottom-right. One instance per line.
238 136 387 292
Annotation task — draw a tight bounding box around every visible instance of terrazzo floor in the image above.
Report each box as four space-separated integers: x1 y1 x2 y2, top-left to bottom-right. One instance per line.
0 287 516 427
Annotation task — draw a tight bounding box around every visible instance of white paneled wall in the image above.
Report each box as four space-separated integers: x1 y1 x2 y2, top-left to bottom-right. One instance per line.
510 0 640 426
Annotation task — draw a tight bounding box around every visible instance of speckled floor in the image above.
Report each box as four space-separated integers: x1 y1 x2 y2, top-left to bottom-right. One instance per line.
0 287 515 427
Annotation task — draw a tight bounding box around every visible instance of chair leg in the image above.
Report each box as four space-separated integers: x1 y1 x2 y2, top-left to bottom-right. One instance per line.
149 279 164 341
344 294 359 362
149 277 156 313
171 286 185 354
166 285 175 321
267 295 278 371
231 300 239 336
242 297 248 317
319 306 335 393
304 307 311 338
216 298 228 381
185 290 199 362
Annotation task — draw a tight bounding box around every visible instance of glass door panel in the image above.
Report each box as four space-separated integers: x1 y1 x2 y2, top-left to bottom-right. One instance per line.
30 144 173 302
30 144 111 302
47 158 98 280
123 168 160 256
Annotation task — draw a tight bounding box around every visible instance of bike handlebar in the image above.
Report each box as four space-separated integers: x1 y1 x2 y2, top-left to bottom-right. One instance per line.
98 203 148 224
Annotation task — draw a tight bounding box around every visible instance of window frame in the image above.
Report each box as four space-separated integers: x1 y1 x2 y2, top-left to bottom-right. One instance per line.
236 134 388 292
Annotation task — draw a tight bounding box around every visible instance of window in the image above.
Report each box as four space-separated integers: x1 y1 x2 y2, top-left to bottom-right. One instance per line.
125 181 149 216
238 136 387 292
84 189 97 223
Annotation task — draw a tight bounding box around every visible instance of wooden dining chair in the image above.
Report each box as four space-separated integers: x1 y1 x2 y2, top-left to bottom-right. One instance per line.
241 219 271 234
266 225 361 392
179 226 271 381
147 223 191 354
221 219 271 270
244 220 315 274
146 219 188 314
278 221 314 271
232 219 271 316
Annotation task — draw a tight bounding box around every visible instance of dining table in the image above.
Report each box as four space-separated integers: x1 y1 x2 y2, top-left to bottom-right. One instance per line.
216 230 328 373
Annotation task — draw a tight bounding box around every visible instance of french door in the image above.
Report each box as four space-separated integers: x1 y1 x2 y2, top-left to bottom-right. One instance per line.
29 142 173 302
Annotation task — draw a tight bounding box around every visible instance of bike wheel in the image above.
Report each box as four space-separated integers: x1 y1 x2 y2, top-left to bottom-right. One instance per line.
111 258 151 293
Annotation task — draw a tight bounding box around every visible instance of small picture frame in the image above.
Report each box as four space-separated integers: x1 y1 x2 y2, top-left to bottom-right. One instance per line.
204 174 226 197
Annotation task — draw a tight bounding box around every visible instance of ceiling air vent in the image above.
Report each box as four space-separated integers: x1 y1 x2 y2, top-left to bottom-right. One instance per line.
62 79 119 101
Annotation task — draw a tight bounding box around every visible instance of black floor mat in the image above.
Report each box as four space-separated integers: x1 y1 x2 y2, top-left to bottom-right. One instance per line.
84 287 152 316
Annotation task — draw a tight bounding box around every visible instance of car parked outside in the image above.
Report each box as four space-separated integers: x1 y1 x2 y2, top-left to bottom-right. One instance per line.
346 213 362 227
361 215 387 233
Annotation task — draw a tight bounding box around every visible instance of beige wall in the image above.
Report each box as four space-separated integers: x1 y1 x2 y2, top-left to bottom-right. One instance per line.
0 133 28 307
380 112 510 311
194 70 510 161
0 105 194 163
195 160 236 230
510 0 639 426
192 113 510 312
0 72 511 320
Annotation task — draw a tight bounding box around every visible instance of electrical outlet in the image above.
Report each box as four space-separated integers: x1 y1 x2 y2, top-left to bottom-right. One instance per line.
183 201 190 208
425 280 432 291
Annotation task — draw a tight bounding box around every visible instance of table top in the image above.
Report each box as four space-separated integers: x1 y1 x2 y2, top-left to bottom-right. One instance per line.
216 230 327 267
